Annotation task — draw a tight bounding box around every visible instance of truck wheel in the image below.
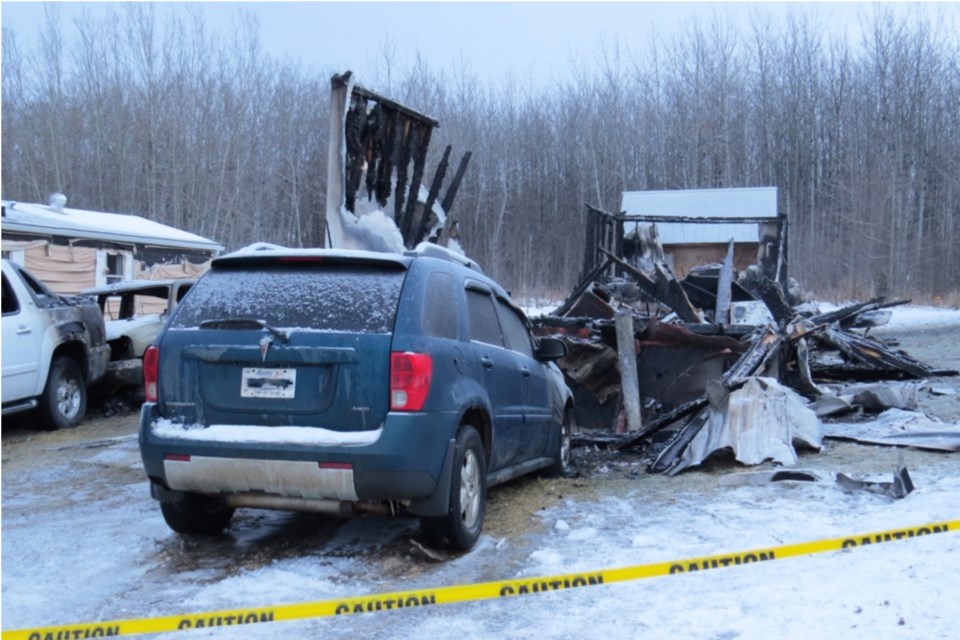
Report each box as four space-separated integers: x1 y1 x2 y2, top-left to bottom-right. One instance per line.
543 406 573 477
160 493 234 535
41 356 87 430
420 425 487 551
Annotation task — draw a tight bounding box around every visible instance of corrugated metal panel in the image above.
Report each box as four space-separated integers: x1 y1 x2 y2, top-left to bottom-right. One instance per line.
620 187 778 245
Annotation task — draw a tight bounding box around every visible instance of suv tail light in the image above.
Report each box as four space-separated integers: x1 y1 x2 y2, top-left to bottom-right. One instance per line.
390 352 433 411
143 345 159 402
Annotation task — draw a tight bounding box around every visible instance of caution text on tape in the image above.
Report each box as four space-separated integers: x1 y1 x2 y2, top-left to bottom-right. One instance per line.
4 519 956 640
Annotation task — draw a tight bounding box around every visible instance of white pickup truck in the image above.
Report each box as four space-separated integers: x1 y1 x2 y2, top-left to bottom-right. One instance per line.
2 259 110 429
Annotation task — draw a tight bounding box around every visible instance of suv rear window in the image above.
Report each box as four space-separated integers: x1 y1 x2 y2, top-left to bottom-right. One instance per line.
171 264 405 333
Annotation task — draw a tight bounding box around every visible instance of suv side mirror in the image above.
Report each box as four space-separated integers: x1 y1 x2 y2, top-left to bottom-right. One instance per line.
535 337 566 361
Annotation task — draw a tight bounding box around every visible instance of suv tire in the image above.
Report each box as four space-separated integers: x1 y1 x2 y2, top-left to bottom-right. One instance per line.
160 493 235 535
421 425 487 551
41 356 86 430
543 406 573 477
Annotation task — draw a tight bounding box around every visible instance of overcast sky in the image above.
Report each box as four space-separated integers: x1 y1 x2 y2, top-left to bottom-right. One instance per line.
1 2 955 88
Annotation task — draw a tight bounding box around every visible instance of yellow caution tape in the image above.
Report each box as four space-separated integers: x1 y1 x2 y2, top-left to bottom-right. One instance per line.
4 519 957 639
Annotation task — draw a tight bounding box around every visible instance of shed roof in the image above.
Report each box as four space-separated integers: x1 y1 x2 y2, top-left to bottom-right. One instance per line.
620 187 778 245
1 199 223 253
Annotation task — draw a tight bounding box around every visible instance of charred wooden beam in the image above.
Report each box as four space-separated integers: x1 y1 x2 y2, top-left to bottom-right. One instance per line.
418 145 451 244
794 337 824 396
808 297 910 327
441 151 472 217
554 258 613 317
439 151 472 242
364 104 384 204
601 247 702 323
621 214 782 224
715 238 735 324
393 119 414 227
375 108 399 207
615 312 643 432
754 276 793 323
351 83 440 127
758 217 787 283
615 396 709 450
401 123 429 242
343 95 367 213
815 326 956 378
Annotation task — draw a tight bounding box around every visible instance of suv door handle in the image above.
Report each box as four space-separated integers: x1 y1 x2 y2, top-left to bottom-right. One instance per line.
16 326 32 335
480 356 494 369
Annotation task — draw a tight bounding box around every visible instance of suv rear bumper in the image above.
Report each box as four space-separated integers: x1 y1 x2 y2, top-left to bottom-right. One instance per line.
139 403 458 512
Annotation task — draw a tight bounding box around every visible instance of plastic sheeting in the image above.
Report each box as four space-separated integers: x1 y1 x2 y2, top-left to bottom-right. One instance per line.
23 244 97 293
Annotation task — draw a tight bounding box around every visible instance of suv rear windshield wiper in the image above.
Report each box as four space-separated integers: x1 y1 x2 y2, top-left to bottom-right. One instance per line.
198 318 290 343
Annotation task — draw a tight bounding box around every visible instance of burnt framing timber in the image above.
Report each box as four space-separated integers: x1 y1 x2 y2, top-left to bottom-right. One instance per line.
334 72 471 249
583 205 789 286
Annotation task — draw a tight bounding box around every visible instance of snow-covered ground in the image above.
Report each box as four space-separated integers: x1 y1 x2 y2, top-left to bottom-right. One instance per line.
2 305 959 639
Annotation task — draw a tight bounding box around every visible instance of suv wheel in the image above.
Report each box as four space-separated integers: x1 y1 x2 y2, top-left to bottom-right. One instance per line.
160 493 235 535
543 407 573 477
421 425 487 551
41 356 86 430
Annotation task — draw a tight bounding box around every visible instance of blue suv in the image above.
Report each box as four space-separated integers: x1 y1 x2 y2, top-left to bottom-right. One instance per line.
139 244 573 550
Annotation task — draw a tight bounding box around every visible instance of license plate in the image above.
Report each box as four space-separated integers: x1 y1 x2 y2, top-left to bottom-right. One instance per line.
241 367 296 399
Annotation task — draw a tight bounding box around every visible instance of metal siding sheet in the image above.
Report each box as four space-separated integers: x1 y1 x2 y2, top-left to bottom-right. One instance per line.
620 188 778 245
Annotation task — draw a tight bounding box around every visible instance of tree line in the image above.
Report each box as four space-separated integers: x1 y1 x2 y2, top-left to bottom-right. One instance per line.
3 4 958 299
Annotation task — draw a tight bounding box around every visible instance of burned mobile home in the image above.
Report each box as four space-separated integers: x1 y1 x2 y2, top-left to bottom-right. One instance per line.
533 187 958 474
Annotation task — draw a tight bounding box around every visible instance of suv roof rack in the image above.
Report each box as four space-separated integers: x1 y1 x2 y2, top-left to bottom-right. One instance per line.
405 242 484 274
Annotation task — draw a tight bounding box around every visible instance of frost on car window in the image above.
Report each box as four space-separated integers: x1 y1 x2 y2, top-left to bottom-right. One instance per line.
172 264 404 333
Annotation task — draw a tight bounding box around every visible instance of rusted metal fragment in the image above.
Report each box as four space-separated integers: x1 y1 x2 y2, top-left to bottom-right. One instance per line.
634 320 744 412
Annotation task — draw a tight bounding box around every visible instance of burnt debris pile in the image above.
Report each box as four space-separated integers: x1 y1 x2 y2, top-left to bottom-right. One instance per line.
532 204 958 475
